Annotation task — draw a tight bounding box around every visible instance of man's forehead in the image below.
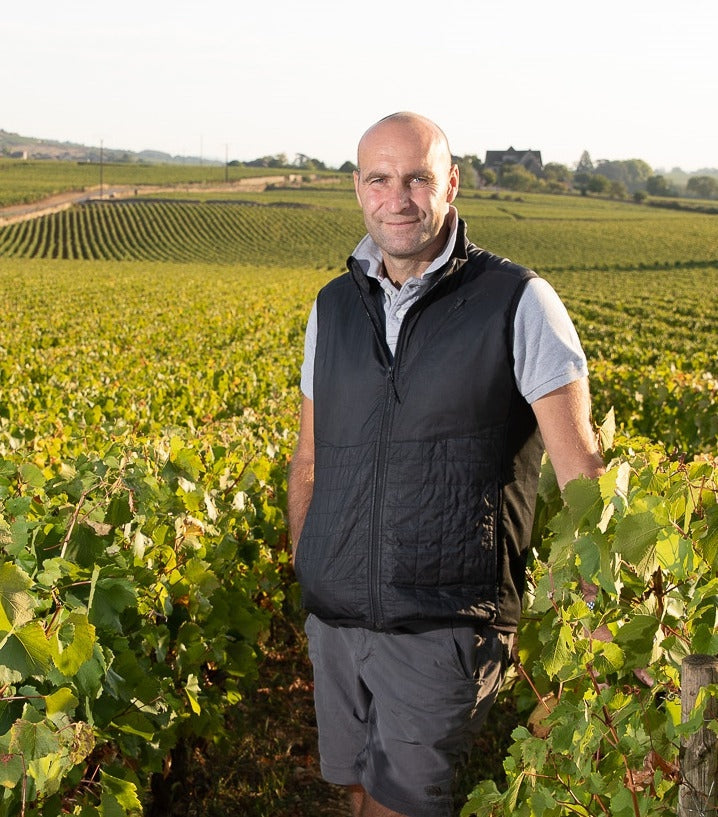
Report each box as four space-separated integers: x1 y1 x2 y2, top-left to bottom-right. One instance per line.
359 132 447 171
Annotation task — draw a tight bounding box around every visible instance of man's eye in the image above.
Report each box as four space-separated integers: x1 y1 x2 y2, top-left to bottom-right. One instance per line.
411 177 428 185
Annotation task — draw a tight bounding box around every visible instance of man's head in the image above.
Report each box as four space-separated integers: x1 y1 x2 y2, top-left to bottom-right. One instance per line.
353 112 459 281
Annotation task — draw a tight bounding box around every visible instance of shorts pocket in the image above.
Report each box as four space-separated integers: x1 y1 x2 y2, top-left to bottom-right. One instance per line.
450 622 482 680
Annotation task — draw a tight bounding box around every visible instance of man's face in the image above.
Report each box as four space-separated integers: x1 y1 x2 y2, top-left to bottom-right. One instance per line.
353 119 459 272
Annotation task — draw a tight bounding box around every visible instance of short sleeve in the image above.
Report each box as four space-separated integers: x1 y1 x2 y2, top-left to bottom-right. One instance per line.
299 300 318 400
513 278 588 404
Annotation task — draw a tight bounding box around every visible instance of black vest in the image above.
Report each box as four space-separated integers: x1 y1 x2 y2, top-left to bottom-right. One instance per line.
294 224 544 630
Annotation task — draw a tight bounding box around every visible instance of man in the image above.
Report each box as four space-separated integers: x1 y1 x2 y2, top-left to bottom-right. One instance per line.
288 112 604 817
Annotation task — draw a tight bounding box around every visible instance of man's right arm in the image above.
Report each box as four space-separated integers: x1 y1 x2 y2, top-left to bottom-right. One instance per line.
288 396 315 561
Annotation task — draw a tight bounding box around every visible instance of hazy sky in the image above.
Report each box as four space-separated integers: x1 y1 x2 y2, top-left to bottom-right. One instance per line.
3 0 716 171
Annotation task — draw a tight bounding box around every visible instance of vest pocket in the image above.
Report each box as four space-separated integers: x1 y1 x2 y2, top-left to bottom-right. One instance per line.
383 435 502 594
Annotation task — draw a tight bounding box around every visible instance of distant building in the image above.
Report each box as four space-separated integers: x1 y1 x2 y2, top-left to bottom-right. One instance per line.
484 147 543 176
9 150 28 160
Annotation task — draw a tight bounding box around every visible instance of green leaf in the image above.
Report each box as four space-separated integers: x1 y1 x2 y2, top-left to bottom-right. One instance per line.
614 511 660 576
185 673 201 715
591 640 625 675
563 476 603 529
0 562 35 632
541 623 575 679
575 535 601 581
53 611 96 676
0 622 53 684
72 642 108 702
89 577 137 631
105 494 132 527
45 688 79 721
19 462 46 489
99 770 142 816
0 752 25 788
3 496 33 516
612 614 660 666
598 408 615 452
9 715 60 760
111 710 156 740
692 623 718 655
169 437 203 482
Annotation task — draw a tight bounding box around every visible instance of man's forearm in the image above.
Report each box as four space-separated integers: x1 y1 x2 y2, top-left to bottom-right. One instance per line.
287 456 314 560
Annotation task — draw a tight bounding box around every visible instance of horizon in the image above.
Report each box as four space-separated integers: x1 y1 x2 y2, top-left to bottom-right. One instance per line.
3 0 716 174
3 127 717 176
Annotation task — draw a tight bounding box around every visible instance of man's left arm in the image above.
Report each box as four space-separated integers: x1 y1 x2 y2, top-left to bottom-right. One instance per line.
531 376 604 491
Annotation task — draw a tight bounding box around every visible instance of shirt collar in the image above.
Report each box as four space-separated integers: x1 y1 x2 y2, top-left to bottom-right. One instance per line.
352 206 460 283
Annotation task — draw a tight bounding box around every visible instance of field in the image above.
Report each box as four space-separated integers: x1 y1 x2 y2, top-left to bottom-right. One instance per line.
0 159 299 208
0 177 717 816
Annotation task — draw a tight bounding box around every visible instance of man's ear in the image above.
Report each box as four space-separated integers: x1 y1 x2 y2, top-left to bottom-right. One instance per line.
353 170 362 207
447 164 460 203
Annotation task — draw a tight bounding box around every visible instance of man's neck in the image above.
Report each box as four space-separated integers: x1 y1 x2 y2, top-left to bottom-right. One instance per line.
381 258 433 287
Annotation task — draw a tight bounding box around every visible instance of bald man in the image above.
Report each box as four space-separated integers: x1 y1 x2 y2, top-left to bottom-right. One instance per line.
288 112 603 817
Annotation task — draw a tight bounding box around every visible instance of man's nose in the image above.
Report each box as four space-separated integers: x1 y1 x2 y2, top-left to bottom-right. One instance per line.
386 184 411 211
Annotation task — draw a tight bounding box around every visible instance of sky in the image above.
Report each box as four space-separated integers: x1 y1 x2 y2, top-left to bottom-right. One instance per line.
3 0 717 172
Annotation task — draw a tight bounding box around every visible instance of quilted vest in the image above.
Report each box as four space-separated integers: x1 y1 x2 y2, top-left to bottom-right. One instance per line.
294 226 544 630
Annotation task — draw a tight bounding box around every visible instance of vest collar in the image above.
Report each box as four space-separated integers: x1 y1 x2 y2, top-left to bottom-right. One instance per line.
349 210 470 293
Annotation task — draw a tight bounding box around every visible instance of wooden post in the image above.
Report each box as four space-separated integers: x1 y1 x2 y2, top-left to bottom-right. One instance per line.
679 654 718 817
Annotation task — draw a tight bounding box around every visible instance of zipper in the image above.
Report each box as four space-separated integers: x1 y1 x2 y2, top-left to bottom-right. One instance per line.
367 372 396 628
350 261 460 628
353 276 394 628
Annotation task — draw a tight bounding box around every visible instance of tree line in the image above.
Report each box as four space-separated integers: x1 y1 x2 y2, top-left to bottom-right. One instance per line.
451 150 718 201
234 150 718 201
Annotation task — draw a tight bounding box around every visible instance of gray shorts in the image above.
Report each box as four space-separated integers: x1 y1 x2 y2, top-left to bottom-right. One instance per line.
305 614 513 817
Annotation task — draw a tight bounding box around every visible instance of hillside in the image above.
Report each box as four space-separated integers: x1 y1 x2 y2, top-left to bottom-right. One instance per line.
0 128 213 165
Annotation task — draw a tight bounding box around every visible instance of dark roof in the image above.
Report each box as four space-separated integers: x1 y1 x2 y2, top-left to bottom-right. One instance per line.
485 147 543 167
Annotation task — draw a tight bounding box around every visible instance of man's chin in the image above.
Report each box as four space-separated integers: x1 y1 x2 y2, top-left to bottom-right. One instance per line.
374 235 432 260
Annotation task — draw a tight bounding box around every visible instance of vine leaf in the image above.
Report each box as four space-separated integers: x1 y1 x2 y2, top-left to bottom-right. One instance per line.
0 622 53 684
45 687 80 721
0 753 25 788
612 614 660 668
99 770 143 816
9 710 60 760
53 612 96 676
541 623 574 679
0 562 35 631
614 511 660 578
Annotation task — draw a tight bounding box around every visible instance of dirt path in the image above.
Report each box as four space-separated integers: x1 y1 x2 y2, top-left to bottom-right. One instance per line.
0 176 301 226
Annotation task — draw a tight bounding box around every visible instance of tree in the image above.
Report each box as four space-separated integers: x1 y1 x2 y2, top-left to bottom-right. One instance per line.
595 159 653 192
339 160 357 173
646 175 676 197
543 163 571 183
480 168 497 187
609 180 627 199
575 150 594 175
587 174 610 194
454 156 479 189
686 175 718 199
500 164 538 191
573 150 594 193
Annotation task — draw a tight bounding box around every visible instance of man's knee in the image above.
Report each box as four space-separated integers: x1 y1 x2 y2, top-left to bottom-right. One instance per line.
347 784 410 817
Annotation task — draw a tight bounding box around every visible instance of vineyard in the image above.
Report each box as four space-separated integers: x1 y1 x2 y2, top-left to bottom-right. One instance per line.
0 160 297 209
0 184 717 816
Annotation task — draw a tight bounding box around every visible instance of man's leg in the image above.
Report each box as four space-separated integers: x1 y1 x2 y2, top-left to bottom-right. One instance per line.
348 784 409 817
